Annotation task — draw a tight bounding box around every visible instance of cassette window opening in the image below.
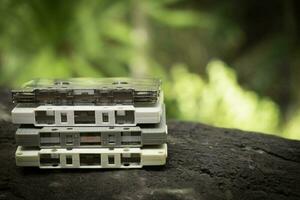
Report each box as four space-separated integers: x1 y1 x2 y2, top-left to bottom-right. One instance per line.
66 135 73 145
115 110 134 124
60 113 68 123
40 154 60 167
74 111 95 124
102 113 109 122
108 155 115 164
80 154 101 166
121 153 141 166
80 132 101 146
35 111 55 124
108 134 116 144
40 132 60 147
121 131 141 145
66 155 73 165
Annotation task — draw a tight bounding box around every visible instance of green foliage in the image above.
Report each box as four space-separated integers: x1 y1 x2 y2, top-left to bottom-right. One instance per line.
169 60 280 134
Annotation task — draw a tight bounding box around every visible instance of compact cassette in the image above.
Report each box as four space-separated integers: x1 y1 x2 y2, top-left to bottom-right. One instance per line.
15 144 167 169
12 78 161 105
16 106 167 148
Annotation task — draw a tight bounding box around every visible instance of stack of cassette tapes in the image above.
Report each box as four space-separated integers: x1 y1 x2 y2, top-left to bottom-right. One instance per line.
12 78 167 169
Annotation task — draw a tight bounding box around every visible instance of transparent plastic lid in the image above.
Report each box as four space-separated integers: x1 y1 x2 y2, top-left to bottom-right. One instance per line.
12 78 161 105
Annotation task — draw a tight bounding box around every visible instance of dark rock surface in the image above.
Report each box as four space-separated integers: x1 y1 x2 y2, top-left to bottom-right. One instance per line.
0 90 300 200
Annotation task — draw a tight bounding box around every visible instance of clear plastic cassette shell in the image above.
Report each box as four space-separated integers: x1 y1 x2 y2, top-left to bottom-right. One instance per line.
16 106 167 148
15 144 167 168
11 95 164 127
12 78 161 105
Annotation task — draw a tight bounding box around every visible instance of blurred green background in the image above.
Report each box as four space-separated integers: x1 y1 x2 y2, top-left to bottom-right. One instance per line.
0 0 299 140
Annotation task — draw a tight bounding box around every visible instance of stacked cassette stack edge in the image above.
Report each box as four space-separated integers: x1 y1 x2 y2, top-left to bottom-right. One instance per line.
11 78 167 168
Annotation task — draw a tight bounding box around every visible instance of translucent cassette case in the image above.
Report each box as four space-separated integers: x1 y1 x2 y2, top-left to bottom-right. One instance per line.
12 78 161 105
